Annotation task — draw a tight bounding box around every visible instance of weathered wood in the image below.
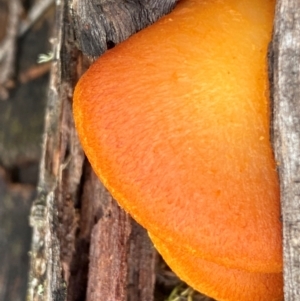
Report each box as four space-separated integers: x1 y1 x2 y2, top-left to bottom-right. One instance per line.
28 1 176 301
71 0 177 57
83 168 156 301
270 0 300 299
27 1 72 300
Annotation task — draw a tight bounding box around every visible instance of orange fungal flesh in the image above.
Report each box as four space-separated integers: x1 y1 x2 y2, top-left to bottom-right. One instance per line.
73 0 282 298
150 233 283 301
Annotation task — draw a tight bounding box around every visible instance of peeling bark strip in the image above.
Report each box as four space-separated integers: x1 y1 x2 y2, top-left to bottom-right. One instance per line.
270 0 300 299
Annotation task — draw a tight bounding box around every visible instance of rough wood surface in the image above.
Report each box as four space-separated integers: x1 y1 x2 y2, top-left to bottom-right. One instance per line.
71 0 177 58
28 1 177 301
27 1 71 299
270 0 300 300
83 169 156 301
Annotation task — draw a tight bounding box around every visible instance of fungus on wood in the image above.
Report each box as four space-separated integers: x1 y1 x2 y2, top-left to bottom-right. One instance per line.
27 0 300 301
73 0 282 300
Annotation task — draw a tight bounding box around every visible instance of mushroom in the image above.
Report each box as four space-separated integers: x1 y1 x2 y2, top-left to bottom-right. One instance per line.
73 0 283 299
150 233 283 301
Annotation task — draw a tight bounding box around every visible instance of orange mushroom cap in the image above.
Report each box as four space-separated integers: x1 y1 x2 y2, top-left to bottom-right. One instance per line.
150 233 283 301
73 0 282 298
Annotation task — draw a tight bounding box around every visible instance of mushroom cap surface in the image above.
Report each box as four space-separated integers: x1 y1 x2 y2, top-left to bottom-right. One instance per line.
73 0 281 273
150 233 283 301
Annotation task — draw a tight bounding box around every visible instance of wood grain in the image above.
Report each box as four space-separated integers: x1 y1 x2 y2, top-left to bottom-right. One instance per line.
270 0 300 300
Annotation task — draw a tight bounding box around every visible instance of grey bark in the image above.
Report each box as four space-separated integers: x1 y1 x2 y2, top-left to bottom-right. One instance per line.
71 0 178 58
270 0 300 300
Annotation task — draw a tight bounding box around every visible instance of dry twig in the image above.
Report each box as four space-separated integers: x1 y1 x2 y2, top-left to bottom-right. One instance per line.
0 0 21 100
19 0 55 36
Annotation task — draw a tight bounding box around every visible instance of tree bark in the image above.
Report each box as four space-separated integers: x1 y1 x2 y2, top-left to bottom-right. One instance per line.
270 0 300 300
27 1 176 301
71 0 177 58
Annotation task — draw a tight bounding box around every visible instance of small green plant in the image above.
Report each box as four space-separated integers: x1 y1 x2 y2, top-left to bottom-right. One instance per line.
37 51 53 63
166 285 195 301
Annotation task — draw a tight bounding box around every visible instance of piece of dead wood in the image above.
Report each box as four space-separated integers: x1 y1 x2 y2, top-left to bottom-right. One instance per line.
270 0 300 300
27 1 177 301
71 0 178 58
